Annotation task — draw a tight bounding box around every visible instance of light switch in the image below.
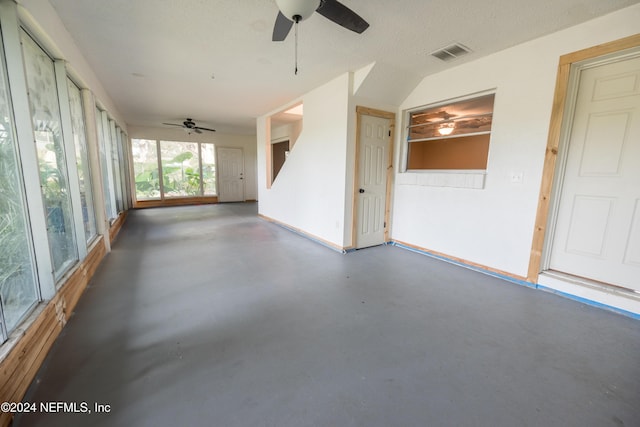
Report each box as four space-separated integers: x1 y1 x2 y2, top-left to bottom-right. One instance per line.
510 172 524 184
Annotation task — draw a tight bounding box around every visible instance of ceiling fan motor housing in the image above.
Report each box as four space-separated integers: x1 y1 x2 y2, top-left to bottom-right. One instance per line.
276 0 320 21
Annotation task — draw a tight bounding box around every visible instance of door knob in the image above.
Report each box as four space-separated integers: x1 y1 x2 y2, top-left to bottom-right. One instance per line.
359 188 365 193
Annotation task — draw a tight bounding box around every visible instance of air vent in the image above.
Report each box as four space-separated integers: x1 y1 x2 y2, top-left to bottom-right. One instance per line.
430 43 472 62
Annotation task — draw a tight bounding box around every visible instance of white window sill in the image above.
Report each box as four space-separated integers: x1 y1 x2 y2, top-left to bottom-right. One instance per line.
397 170 486 189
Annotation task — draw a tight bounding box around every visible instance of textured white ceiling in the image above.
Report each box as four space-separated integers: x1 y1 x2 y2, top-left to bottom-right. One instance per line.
46 0 639 134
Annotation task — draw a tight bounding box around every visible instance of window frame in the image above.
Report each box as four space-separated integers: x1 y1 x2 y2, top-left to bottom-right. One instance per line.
131 138 218 204
20 28 80 281
0 26 41 339
66 76 98 246
403 91 496 174
95 107 113 220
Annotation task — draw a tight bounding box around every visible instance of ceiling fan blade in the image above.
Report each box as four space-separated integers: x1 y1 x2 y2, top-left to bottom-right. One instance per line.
272 11 294 41
194 128 203 134
194 126 216 132
316 0 369 34
162 122 184 127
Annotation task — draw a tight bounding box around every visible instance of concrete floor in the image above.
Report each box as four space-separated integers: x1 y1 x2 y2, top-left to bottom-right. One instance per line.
15 203 640 427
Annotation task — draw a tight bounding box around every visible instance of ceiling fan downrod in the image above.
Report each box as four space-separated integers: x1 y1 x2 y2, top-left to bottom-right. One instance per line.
294 14 300 75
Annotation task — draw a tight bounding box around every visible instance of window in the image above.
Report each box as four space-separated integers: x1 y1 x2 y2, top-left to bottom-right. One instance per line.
116 128 131 210
201 143 216 196
406 93 495 171
21 31 78 278
132 138 160 200
96 108 116 220
0 11 132 341
109 120 124 212
131 139 217 202
160 140 200 197
0 35 39 336
67 78 97 244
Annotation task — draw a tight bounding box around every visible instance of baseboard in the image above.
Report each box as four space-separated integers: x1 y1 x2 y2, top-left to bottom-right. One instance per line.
390 240 532 286
258 214 347 253
109 211 128 243
133 196 219 209
390 240 639 321
0 236 108 427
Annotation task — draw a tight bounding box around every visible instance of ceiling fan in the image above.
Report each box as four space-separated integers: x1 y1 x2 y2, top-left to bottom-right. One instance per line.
272 0 369 42
162 118 216 134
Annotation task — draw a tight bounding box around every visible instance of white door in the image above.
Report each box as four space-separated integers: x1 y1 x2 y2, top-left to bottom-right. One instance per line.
549 54 640 291
217 147 244 202
356 115 390 249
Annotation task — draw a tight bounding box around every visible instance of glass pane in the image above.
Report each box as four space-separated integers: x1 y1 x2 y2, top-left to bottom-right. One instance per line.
160 140 201 197
21 31 78 278
409 93 495 141
116 129 128 209
110 120 123 212
202 143 216 196
131 139 160 200
96 109 114 220
0 38 38 334
120 131 131 208
67 78 97 243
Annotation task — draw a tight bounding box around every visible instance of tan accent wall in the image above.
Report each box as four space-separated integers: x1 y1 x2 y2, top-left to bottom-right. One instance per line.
407 134 490 170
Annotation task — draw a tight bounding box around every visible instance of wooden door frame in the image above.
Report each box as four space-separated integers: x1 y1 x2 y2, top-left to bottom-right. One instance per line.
527 33 640 283
352 106 396 249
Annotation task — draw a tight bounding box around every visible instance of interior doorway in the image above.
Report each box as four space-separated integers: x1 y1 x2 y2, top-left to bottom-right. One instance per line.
353 107 395 249
271 140 289 182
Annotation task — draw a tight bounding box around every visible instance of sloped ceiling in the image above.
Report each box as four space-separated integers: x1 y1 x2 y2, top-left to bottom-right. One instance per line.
43 0 639 134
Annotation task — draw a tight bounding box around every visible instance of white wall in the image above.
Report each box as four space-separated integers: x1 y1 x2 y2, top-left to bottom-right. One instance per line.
129 126 258 201
271 120 302 148
257 74 351 247
392 5 640 278
258 72 401 249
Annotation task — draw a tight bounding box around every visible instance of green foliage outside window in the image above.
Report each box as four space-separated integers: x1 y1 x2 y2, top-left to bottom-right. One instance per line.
133 139 216 200
0 123 38 333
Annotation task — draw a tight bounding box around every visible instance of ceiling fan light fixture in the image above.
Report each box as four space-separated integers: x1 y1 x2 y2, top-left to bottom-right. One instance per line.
438 123 455 136
275 0 320 22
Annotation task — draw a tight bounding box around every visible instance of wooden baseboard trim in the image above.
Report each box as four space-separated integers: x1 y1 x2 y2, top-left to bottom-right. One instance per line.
109 211 128 243
133 196 219 209
0 237 107 427
258 214 346 253
391 240 531 286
